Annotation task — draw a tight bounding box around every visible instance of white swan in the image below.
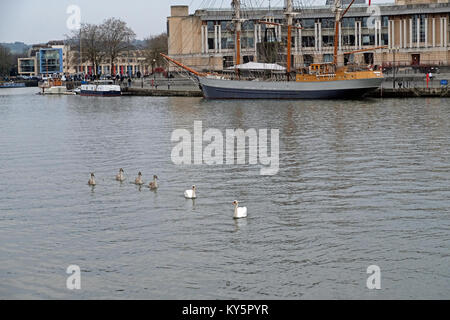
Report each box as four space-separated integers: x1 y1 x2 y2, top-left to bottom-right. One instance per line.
135 172 144 185
184 185 197 199
149 175 158 190
233 200 247 219
116 168 125 182
88 173 96 186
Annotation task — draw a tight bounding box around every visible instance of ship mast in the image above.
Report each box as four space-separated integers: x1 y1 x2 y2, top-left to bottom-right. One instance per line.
332 0 343 66
285 0 294 77
232 0 242 72
333 0 356 67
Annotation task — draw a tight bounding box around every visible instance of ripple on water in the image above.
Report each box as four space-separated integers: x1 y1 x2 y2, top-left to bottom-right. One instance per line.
0 89 449 299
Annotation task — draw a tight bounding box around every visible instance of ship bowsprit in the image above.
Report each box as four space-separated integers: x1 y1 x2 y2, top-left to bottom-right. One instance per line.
199 77 383 100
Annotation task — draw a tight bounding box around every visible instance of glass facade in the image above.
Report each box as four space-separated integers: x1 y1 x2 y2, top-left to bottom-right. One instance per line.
203 12 393 54
19 59 35 74
39 49 63 74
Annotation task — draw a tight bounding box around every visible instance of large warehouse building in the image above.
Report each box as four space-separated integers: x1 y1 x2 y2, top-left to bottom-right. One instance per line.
167 0 450 71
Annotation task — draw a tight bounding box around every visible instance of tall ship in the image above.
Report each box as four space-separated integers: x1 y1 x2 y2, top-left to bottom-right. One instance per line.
163 0 384 99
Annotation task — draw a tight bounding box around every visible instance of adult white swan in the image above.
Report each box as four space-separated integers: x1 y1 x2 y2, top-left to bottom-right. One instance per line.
233 200 247 219
184 185 197 199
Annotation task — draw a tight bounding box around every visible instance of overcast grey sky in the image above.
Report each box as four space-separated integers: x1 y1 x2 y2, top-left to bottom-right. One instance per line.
0 0 392 44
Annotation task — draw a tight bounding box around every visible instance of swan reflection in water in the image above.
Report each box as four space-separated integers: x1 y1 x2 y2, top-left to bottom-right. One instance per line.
233 217 247 232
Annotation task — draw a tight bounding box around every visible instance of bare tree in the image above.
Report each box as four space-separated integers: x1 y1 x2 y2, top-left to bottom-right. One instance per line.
143 33 168 70
101 18 136 76
0 45 13 76
67 23 105 75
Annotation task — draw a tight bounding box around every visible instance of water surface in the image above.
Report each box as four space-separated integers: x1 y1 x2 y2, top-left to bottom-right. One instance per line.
0 87 449 299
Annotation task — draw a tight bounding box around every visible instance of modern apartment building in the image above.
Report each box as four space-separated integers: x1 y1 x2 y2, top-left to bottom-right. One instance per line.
18 41 68 76
17 57 37 76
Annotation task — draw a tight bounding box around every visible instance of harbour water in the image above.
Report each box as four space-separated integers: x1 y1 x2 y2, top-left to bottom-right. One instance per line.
0 87 449 299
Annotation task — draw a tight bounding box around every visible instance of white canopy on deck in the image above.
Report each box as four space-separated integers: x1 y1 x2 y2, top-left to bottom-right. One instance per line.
226 62 286 71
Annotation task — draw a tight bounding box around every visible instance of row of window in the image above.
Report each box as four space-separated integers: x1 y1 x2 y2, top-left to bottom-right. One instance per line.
77 65 145 75
206 17 390 31
207 33 389 50
208 36 255 50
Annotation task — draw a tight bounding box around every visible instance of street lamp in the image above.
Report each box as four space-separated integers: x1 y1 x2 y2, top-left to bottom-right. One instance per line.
152 58 156 89
140 62 144 88
392 48 398 89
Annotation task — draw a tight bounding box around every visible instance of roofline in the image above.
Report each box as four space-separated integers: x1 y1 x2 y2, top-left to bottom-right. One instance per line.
194 3 450 20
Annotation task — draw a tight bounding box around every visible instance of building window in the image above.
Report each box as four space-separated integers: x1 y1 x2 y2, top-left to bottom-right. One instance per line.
221 21 233 31
19 59 35 73
323 54 333 63
342 18 355 28
322 35 334 47
381 33 388 46
223 56 234 68
321 18 334 29
344 53 354 65
343 35 355 46
243 55 254 63
303 54 314 66
364 52 374 65
362 17 369 28
241 36 254 49
242 20 254 31
301 19 315 29
264 27 277 43
208 38 215 50
362 35 375 46
302 36 315 47
221 37 235 49
412 14 426 43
